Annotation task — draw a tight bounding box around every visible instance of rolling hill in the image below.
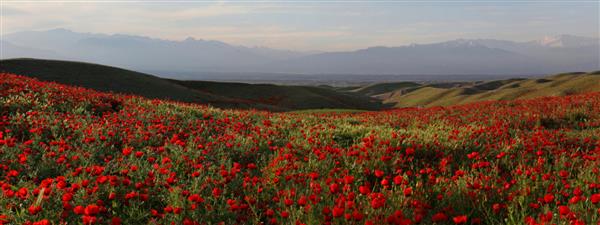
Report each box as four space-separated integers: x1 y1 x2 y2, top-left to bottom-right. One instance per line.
1 58 598 111
169 80 382 111
0 58 382 111
345 82 420 96
377 72 600 107
0 58 219 103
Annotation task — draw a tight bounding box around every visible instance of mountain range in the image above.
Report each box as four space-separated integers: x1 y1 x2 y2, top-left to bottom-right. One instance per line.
1 28 598 76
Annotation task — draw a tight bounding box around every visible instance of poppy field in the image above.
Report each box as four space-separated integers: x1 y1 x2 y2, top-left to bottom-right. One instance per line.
1 73 599 225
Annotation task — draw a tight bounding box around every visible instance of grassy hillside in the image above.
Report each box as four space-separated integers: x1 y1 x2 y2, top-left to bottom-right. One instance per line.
347 81 420 96
171 80 383 111
0 58 381 111
2 58 597 111
3 73 600 224
0 58 225 103
380 72 600 107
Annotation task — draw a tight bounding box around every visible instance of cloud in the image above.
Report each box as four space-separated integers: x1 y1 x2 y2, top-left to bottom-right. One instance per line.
129 3 259 19
2 6 28 16
1 1 597 51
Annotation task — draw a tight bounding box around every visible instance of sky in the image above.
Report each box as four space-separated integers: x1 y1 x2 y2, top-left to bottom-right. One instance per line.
1 0 599 51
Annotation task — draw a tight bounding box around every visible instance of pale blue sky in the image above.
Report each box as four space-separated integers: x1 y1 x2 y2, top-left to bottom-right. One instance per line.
2 1 598 51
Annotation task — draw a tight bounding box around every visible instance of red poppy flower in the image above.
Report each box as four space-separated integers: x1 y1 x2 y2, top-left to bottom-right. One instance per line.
28 205 41 215
332 207 344 218
543 194 554 204
84 204 99 216
453 215 467 224
403 187 412 197
558 205 570 216
432 212 448 222
591 193 600 204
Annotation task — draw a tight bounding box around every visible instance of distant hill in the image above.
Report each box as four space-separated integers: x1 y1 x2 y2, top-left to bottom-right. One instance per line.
0 58 382 111
377 72 600 107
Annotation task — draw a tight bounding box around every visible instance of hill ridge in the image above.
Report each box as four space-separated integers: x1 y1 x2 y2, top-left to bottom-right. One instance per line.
0 58 382 111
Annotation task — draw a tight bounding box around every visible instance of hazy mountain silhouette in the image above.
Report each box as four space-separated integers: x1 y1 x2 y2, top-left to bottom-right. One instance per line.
264 41 541 74
2 28 598 76
2 28 308 72
1 40 65 60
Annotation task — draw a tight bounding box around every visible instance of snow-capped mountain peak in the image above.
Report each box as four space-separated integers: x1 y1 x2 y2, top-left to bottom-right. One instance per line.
533 34 599 48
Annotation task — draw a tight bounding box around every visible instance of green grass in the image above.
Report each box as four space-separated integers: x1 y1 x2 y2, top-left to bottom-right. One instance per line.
381 72 600 107
288 108 369 114
171 80 383 111
348 82 420 96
